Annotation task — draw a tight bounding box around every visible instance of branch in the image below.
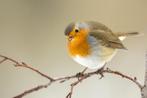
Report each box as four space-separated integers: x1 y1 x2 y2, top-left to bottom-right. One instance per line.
0 54 144 98
13 82 51 98
141 52 147 98
0 55 54 81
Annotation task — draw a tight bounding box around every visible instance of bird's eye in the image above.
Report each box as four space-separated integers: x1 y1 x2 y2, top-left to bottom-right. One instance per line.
75 29 79 33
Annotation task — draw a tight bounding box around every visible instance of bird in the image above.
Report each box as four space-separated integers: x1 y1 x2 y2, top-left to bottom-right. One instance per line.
64 21 139 70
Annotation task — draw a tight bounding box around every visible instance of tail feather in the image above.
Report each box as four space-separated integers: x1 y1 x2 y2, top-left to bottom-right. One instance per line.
115 32 140 41
115 32 139 37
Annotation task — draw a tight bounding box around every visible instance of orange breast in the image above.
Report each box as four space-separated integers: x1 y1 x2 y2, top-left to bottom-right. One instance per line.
68 35 91 57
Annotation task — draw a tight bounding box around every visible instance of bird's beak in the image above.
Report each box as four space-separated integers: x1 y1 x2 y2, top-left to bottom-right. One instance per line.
67 31 75 41
68 35 74 41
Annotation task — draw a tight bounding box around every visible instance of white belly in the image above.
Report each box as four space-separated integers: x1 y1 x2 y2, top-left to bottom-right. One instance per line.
72 36 117 69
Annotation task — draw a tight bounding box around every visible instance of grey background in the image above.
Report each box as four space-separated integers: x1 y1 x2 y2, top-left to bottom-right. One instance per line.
0 0 147 98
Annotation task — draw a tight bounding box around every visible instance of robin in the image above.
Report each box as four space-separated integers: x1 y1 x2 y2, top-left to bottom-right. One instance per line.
64 21 139 70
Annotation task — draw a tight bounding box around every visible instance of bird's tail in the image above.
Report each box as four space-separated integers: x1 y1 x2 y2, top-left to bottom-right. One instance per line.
115 32 142 41
115 32 139 36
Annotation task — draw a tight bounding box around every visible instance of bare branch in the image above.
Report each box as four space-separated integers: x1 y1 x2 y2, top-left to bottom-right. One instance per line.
18 62 54 81
66 85 74 98
13 82 51 98
104 68 143 89
141 52 147 98
0 57 7 64
0 54 144 98
0 55 54 81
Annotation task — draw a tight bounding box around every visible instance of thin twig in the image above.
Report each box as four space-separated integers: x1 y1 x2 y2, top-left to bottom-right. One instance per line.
0 57 7 64
141 51 147 98
0 55 54 81
19 62 54 81
13 82 51 98
104 68 143 89
0 54 144 98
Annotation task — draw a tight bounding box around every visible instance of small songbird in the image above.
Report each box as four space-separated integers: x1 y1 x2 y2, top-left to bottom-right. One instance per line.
64 21 139 69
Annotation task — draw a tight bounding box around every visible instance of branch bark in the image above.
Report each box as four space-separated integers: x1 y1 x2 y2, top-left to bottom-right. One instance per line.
13 82 51 98
0 54 145 98
141 52 147 98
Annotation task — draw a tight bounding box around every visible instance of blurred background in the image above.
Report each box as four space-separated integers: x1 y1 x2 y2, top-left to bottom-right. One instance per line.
0 0 147 98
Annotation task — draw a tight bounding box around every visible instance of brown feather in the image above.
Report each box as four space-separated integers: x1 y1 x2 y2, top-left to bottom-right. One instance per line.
89 30 126 49
114 32 139 37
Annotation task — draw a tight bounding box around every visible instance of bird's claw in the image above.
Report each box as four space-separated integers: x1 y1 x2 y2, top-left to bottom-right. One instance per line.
96 67 105 79
76 68 87 81
99 73 104 79
76 72 84 78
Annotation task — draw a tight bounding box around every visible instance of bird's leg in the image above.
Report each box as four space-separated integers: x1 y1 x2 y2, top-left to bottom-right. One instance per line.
96 63 107 79
76 67 88 79
81 67 88 74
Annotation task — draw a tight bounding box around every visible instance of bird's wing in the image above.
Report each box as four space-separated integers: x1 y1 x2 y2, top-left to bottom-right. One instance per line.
89 30 126 49
86 21 112 33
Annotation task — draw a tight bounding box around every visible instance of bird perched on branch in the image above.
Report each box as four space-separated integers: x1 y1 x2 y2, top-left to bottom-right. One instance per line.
64 21 139 69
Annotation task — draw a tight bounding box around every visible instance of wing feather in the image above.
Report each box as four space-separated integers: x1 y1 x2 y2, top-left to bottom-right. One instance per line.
89 30 126 49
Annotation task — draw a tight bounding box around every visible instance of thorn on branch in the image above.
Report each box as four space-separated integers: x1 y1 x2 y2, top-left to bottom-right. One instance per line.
106 67 110 71
60 80 66 83
134 77 137 81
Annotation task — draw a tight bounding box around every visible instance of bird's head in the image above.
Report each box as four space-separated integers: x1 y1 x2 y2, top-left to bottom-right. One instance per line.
64 22 89 42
